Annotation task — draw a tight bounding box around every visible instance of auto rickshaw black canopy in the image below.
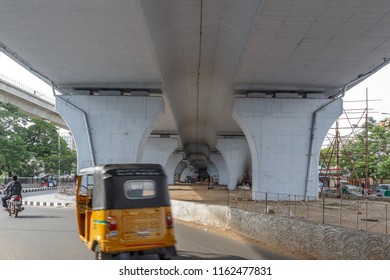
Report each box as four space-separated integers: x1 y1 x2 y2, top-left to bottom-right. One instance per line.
78 164 171 210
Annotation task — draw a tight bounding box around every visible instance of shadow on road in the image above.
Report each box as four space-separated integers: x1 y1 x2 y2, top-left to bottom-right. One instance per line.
12 215 61 219
174 250 246 260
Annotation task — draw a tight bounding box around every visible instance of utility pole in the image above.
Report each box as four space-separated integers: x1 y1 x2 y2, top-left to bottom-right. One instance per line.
365 87 369 190
58 128 61 185
336 119 340 188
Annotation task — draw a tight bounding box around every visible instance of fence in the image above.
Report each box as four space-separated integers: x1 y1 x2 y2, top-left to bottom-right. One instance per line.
227 189 390 235
2 177 43 185
2 176 75 185
57 184 76 196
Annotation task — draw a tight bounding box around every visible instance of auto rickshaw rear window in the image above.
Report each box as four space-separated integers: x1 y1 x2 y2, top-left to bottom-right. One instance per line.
79 174 94 196
124 180 156 199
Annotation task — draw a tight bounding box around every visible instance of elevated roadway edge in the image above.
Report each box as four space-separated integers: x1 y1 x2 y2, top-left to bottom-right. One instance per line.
0 79 67 129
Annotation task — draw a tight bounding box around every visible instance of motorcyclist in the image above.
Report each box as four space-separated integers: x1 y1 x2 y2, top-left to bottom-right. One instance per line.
2 175 22 210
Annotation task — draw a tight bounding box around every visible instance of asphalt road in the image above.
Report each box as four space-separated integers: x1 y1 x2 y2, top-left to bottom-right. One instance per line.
0 206 297 260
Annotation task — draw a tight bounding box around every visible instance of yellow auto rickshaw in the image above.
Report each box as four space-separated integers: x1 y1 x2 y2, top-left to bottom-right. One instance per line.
75 163 177 260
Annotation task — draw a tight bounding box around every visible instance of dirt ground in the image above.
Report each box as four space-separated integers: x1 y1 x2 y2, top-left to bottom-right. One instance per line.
168 183 314 259
169 183 230 205
168 183 390 259
169 183 390 234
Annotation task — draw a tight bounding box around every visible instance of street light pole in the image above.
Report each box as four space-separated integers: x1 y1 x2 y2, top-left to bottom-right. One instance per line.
58 128 61 185
365 88 369 190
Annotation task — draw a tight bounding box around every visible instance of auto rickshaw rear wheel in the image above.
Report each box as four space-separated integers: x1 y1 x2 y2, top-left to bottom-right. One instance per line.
158 253 170 260
95 244 112 260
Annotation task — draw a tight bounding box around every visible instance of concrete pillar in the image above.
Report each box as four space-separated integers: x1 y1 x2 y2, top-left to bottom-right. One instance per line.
165 153 183 185
56 95 163 170
140 137 178 184
174 160 188 181
216 138 251 190
210 154 228 186
140 137 178 166
207 161 218 179
180 166 194 182
233 97 343 198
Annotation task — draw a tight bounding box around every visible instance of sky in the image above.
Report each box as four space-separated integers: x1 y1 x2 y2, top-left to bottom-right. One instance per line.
0 52 54 98
1 50 390 124
343 65 390 122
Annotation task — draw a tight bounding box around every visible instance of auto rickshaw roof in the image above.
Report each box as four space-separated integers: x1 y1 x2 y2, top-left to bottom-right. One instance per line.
79 163 170 210
78 163 165 178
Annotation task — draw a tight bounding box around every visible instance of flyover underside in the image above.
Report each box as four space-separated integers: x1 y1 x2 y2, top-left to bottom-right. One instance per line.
138 0 266 169
1 0 389 196
54 93 342 198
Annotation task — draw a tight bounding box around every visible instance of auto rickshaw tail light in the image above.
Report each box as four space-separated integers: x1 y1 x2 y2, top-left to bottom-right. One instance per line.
166 212 173 228
107 216 117 231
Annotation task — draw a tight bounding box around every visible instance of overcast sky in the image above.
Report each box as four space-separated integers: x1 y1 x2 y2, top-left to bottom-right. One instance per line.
343 64 390 122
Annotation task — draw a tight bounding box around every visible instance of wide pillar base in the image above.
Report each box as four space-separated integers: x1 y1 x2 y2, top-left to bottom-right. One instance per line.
216 138 251 190
233 98 343 197
56 95 163 170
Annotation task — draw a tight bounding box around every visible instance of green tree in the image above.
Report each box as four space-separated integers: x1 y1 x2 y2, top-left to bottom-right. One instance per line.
25 118 59 175
373 119 390 179
0 102 31 176
378 157 390 179
26 118 76 176
339 118 390 182
58 142 77 176
0 102 76 178
320 146 338 169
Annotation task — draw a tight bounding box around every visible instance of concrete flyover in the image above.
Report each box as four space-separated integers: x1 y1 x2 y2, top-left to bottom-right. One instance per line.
0 73 67 129
1 0 390 198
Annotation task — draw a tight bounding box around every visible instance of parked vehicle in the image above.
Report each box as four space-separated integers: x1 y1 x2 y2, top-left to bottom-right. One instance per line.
341 185 359 195
320 186 339 194
75 163 177 260
376 184 390 197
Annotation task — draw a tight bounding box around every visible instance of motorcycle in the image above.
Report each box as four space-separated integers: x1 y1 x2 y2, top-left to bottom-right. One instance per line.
6 194 24 217
2 188 24 218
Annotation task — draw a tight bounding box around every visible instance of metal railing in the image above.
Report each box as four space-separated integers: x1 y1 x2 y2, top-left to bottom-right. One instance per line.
227 189 390 235
0 72 54 104
57 185 76 196
170 185 390 235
